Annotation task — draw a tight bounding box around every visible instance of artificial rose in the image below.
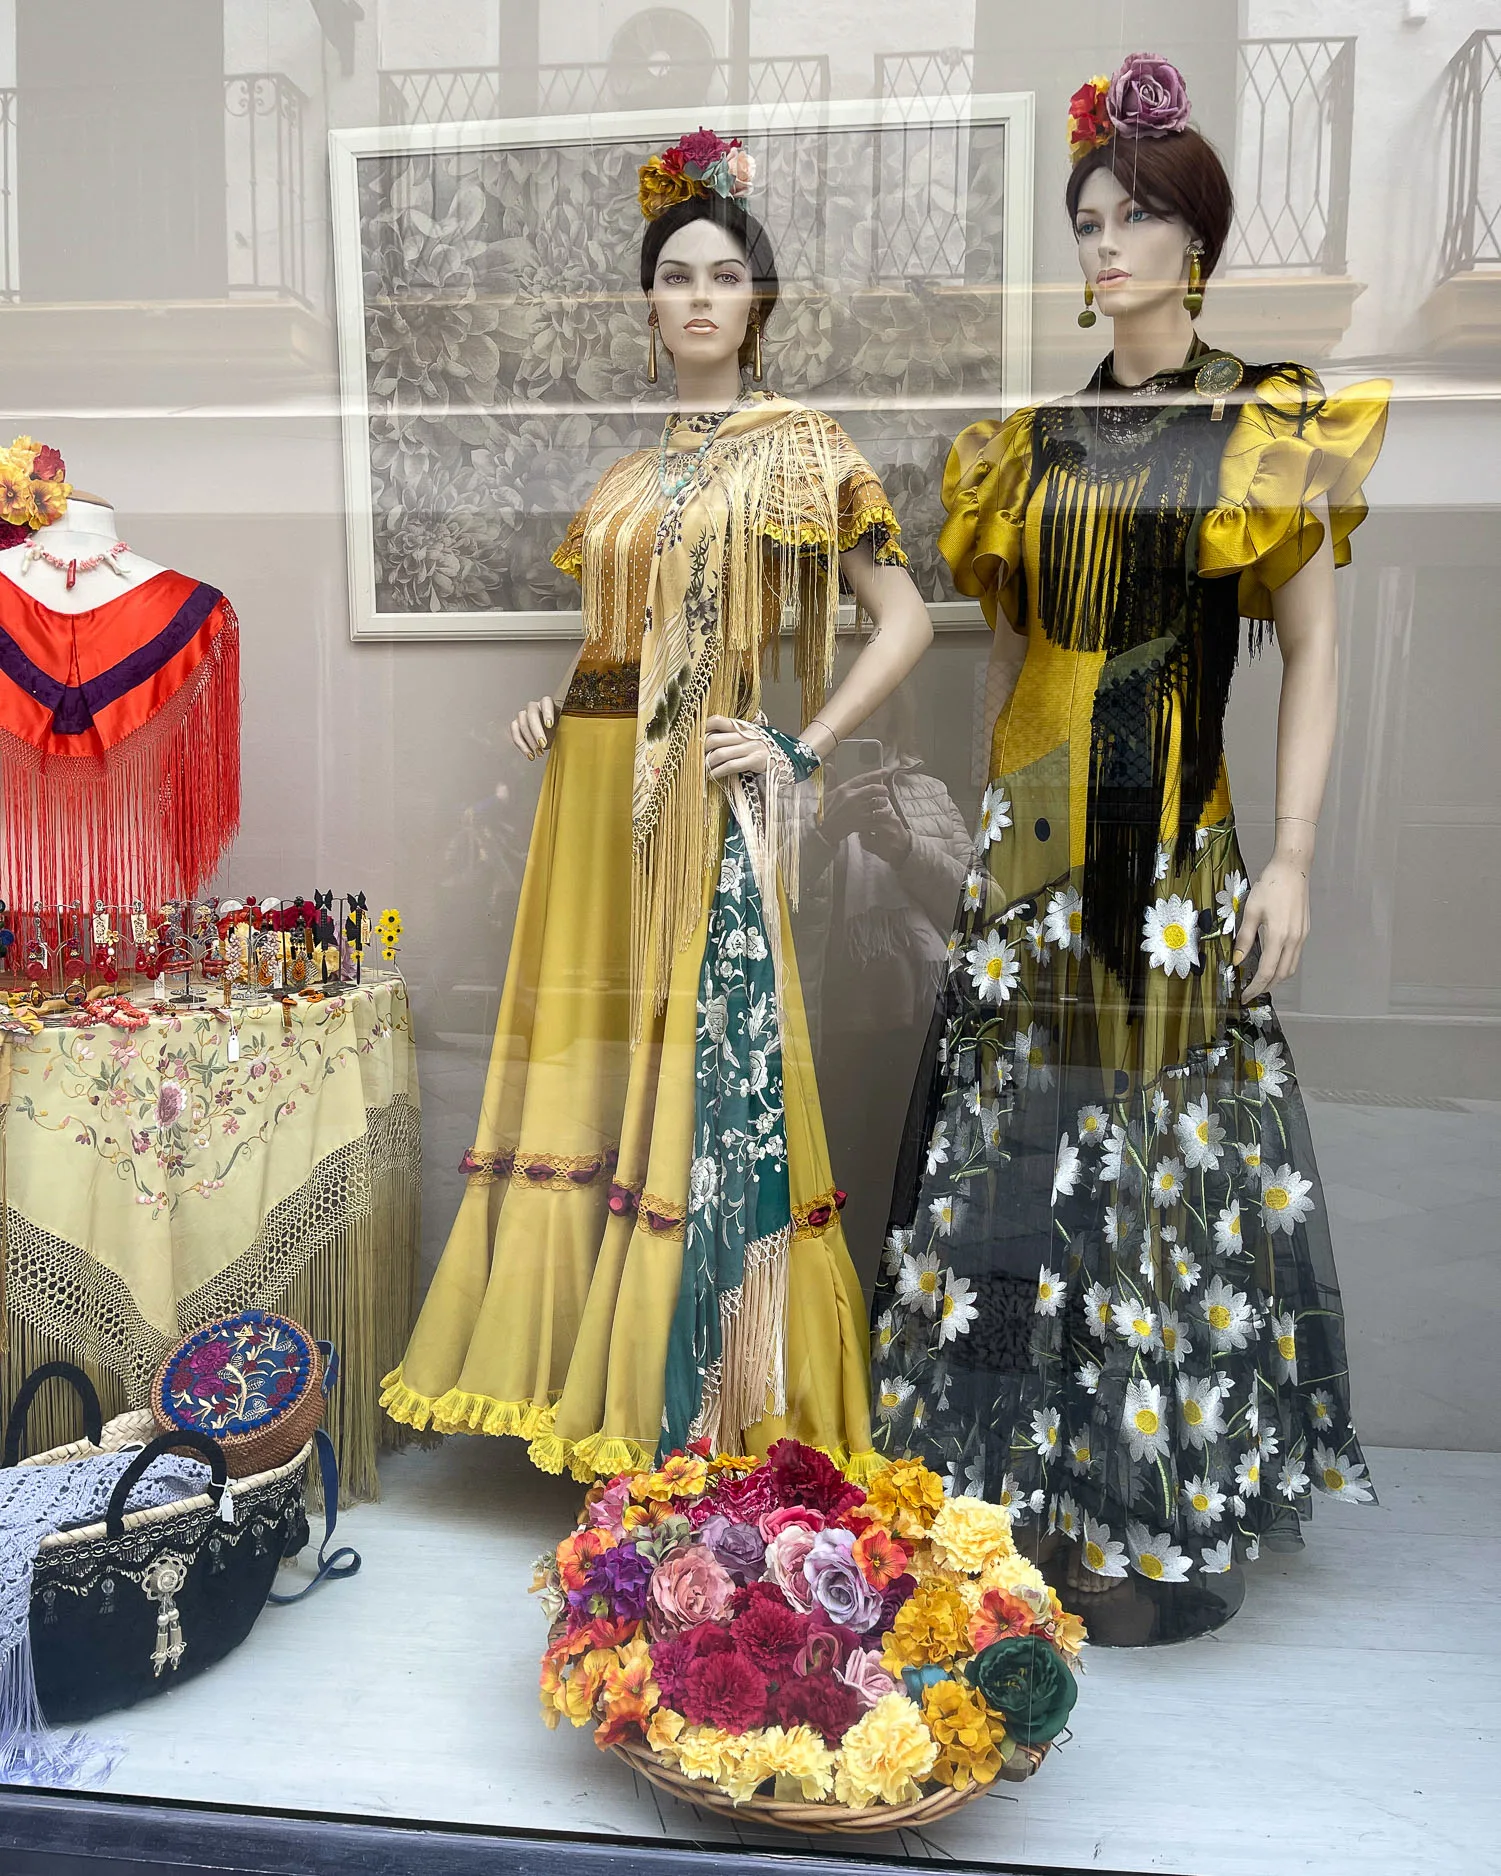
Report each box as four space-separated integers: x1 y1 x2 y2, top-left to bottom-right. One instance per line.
878 1572 919 1630
837 1648 900 1709
794 1616 862 1676
1106 53 1191 139
681 1646 768 1733
758 1505 825 1542
647 1548 736 1634
638 155 695 220
803 1529 886 1633
698 1515 766 1584
965 1636 1079 1746
731 1594 810 1675
725 146 756 197
765 1439 866 1520
772 1670 864 1748
763 1524 818 1611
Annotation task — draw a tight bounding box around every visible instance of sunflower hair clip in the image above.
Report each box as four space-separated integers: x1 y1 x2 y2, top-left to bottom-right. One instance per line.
638 127 756 221
1068 53 1192 164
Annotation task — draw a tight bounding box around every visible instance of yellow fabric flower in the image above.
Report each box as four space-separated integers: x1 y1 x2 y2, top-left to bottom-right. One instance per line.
1048 1592 1088 1657
833 1693 939 1807
554 1646 613 1727
632 1452 708 1502
928 1495 1018 1575
638 155 697 220
976 1550 1052 1615
647 1706 686 1756
882 1579 971 1671
864 1458 946 1540
719 1725 836 1804
921 1680 1007 1790
0 443 39 529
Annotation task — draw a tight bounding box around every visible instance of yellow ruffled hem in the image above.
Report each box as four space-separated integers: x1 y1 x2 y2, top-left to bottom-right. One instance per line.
381 1371 885 1488
551 541 583 582
759 502 908 566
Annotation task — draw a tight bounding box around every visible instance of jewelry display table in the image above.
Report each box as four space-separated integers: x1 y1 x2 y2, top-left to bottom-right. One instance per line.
0 975 420 1503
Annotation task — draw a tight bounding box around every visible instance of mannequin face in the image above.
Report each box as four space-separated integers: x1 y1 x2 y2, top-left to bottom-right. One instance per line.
1073 166 1198 322
648 217 754 376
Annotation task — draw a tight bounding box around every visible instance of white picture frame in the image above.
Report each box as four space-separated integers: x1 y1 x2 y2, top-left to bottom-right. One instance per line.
329 92 1035 642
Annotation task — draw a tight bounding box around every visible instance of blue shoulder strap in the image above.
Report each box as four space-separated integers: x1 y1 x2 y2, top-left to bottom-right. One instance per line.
267 1427 361 1603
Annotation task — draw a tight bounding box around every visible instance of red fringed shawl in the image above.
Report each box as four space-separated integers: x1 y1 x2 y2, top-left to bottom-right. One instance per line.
0 569 240 909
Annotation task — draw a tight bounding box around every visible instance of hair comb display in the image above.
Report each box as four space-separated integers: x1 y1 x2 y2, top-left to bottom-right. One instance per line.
638 127 756 221
1067 54 1192 164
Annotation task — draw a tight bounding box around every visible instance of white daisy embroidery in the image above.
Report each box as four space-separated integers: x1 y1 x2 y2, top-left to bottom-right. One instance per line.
1149 1157 1186 1209
1307 1388 1338 1433
1158 1306 1192 1367
1177 1374 1228 1449
1213 1201 1243 1258
1260 1162 1315 1235
1202 1275 1254 1351
1127 1522 1191 1582
975 784 1013 851
882 1226 914 1276
966 929 1021 1004
1270 1309 1298 1382
928 1195 959 1239
1013 1024 1054 1091
1216 869 1248 935
897 1249 944 1316
1200 1538 1234 1574
962 868 986 912
1112 1298 1158 1351
1123 1380 1170 1462
1043 884 1085 958
1245 1037 1289 1098
1181 1475 1226 1531
1176 1096 1226 1172
1100 1123 1128 1184
1080 1515 1128 1578
937 1273 978 1344
1142 894 1200 978
1313 1442 1375 1503
876 1377 914 1420
1051 1134 1081 1203
1076 1103 1108 1142
925 1120 951 1176
1035 1267 1065 1316
1082 1281 1114 1340
1030 1407 1061 1459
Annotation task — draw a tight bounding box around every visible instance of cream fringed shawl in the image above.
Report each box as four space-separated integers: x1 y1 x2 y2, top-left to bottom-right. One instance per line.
576 394 866 1035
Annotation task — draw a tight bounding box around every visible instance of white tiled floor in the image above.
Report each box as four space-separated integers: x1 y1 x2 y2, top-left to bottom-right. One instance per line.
91 1434 1500 1876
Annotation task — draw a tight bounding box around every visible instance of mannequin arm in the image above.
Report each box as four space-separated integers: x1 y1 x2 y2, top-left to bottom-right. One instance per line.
1235 495 1337 999
705 545 933 778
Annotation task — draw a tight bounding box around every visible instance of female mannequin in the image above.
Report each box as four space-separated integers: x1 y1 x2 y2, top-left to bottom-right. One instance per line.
384 133 933 1476
0 493 164 610
868 60 1389 1643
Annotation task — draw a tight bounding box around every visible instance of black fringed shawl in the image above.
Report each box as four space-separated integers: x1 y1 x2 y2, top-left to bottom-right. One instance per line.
1025 344 1322 1006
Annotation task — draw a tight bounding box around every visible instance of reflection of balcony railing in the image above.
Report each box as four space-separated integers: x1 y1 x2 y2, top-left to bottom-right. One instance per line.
0 89 16 303
0 76 306 307
380 58 829 126
225 73 309 306
873 52 978 284
1228 38 1354 273
1440 31 1501 277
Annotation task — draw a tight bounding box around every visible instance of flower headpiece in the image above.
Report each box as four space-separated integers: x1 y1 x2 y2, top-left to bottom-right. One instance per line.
638 127 756 221
0 436 71 551
1068 54 1192 164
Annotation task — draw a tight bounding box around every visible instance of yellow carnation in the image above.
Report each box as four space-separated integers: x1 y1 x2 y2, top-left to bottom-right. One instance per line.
833 1693 938 1807
863 1458 946 1540
921 1679 1007 1790
722 1724 835 1804
882 1579 970 1670
929 1495 1018 1574
672 1725 744 1784
977 1551 1052 1616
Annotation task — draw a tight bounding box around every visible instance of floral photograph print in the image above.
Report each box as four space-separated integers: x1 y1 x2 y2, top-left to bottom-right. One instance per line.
330 98 1032 637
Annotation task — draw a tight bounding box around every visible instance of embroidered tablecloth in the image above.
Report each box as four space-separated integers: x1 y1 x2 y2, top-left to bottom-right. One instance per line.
0 975 421 1503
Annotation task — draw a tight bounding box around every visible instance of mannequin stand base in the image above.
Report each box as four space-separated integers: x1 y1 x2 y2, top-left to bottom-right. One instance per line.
1041 1545 1245 1647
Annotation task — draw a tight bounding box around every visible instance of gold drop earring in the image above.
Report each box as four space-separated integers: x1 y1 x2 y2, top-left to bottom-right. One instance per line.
749 314 763 382
1078 280 1096 329
1183 241 1205 317
647 308 659 385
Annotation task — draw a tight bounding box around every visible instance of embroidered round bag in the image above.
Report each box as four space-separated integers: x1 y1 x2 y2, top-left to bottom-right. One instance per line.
150 1311 326 1478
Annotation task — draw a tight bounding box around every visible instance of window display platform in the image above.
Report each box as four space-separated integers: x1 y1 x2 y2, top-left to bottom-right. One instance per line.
77 1433 1495 1876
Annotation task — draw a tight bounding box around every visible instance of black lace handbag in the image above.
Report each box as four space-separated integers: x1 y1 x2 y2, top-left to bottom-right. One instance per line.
5 1361 358 1723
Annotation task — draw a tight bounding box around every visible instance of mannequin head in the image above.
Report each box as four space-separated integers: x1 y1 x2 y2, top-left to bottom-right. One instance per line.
1067 128 1233 323
639 194 780 377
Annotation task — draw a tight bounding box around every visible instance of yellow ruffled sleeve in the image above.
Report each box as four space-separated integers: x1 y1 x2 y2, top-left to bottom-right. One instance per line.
550 501 588 584
937 407 1035 632
1198 368 1391 621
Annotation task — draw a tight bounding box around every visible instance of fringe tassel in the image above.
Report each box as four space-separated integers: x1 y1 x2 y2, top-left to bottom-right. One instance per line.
0 601 239 910
0 1638 117 1789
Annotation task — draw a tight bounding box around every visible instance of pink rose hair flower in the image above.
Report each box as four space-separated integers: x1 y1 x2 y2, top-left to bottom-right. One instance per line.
1106 54 1191 139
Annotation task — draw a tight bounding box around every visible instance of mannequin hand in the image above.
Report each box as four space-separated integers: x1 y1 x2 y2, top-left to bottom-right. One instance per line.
705 715 769 781
821 775 910 864
1235 857 1310 999
510 697 556 761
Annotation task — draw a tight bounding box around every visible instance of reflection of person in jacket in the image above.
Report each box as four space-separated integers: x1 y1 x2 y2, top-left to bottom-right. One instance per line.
793 686 971 1284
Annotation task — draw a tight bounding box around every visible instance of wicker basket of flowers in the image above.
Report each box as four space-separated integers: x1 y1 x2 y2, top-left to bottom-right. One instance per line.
534 1443 1082 1833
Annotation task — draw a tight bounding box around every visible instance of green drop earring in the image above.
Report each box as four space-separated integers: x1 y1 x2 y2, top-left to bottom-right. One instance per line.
1078 280 1096 329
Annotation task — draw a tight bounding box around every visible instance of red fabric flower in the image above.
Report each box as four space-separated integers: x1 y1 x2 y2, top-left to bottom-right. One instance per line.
878 1572 919 1630
794 1615 861 1675
0 519 31 551
680 1646 768 1734
31 444 65 481
1068 79 1112 156
698 1465 779 1527
759 1505 824 1541
772 1671 863 1748
650 1619 735 1708
731 1595 809 1675
675 127 733 172
853 1527 910 1590
660 146 686 174
765 1440 866 1520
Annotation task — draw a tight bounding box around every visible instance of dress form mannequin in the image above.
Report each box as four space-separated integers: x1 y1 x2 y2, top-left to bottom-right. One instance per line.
0 495 164 613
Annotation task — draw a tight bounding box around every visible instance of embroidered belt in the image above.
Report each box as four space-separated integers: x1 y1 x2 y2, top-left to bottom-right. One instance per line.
562 666 640 717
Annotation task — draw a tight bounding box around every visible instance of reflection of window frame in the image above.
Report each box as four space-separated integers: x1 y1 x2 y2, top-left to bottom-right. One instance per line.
330 95 1034 643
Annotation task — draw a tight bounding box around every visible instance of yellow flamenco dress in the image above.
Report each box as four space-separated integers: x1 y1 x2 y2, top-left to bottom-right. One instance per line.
384 394 904 1480
869 348 1389 1636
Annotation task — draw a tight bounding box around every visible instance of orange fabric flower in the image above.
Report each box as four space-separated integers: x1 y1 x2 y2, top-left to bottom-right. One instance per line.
853 1527 909 1591
557 1526 616 1592
969 1586 1041 1651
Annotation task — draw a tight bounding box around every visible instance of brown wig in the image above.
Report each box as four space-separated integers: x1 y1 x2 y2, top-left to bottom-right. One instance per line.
639 193 780 370
1066 127 1235 279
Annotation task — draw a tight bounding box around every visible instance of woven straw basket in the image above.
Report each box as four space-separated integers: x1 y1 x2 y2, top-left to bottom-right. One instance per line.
150 1311 327 1480
612 1736 1047 1835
